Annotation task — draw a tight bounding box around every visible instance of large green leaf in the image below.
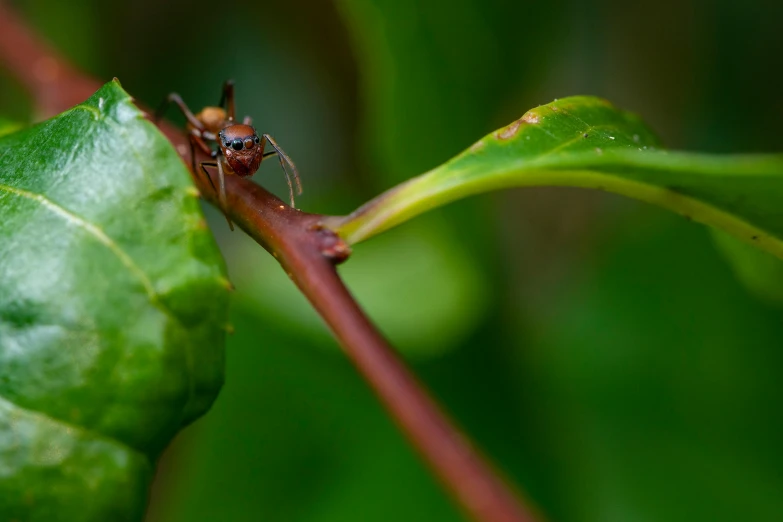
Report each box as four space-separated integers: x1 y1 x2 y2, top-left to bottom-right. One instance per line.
322 97 783 263
0 81 229 521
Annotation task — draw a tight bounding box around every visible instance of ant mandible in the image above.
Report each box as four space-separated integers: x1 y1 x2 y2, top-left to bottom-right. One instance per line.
155 80 302 230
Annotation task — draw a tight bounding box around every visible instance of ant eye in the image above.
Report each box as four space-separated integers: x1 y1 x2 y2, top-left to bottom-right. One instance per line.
231 138 243 151
244 138 254 149
253 136 260 144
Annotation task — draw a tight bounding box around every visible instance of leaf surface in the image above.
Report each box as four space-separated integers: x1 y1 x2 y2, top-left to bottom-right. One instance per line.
0 81 229 521
323 97 783 264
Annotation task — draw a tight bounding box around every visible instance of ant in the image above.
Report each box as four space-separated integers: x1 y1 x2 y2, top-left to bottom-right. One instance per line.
155 80 302 230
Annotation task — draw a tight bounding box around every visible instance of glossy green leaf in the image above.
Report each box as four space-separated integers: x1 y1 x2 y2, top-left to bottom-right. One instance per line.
323 97 783 264
0 81 229 521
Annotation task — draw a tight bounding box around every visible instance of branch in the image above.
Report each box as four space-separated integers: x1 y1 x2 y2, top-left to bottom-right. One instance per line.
0 4 543 522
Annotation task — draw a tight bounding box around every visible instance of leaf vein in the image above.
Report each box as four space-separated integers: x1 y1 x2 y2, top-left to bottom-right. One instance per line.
0 394 149 464
0 182 158 300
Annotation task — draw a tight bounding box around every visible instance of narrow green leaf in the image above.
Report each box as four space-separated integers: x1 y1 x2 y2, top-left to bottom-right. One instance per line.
323 97 783 263
0 80 229 521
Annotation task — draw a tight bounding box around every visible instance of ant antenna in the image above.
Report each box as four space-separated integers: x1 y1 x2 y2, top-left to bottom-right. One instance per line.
262 133 302 207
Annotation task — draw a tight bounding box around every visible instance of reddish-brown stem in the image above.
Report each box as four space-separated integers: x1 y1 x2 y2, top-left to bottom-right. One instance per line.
201 179 541 522
0 4 543 521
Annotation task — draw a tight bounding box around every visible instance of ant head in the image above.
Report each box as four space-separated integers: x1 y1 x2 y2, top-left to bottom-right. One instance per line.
218 124 263 177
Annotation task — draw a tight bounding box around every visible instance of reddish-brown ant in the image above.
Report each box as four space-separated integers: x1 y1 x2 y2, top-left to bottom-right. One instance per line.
155 80 302 230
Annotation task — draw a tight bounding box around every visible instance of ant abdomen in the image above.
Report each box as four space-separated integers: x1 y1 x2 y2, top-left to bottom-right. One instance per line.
193 106 227 134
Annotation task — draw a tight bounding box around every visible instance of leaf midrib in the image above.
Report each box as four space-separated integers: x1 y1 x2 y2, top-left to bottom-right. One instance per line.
0 182 158 299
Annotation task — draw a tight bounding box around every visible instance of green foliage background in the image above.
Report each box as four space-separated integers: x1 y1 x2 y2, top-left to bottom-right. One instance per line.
2 0 782 521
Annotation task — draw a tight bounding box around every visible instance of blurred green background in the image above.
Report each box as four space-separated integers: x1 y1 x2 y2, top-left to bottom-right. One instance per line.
3 0 783 520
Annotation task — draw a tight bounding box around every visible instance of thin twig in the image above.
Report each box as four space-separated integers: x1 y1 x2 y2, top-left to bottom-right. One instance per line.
0 4 543 521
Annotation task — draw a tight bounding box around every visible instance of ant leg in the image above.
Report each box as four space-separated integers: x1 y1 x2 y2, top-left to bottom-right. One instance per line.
191 132 213 157
199 160 234 231
199 161 218 191
218 80 236 122
195 149 218 194
189 139 196 177
190 134 217 193
217 157 234 231
261 133 302 207
243 115 252 125
155 93 204 130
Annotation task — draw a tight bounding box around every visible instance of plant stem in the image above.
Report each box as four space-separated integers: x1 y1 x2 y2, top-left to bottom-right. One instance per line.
0 4 543 521
202 177 541 522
